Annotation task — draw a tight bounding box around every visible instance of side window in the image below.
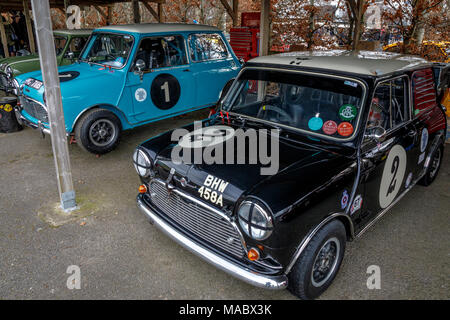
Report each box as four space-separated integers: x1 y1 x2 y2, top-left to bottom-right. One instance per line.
69 37 88 55
134 35 187 70
54 36 67 56
412 68 437 117
368 82 391 130
188 33 228 62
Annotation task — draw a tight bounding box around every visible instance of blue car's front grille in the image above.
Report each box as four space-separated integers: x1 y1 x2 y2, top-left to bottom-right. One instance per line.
21 96 48 123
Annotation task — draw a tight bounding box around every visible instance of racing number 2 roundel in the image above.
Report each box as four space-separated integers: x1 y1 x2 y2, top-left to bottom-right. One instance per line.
150 73 181 110
379 145 407 209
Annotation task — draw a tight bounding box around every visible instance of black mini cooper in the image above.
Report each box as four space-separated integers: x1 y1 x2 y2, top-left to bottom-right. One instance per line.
133 51 447 299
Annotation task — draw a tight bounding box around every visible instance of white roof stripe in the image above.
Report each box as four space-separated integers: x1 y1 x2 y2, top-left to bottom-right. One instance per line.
248 50 433 76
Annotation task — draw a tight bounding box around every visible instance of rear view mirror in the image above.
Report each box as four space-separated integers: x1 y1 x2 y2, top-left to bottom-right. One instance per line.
65 51 75 60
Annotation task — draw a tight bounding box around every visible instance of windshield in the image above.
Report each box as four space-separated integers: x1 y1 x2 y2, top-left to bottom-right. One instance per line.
81 33 134 68
54 36 67 56
223 69 365 139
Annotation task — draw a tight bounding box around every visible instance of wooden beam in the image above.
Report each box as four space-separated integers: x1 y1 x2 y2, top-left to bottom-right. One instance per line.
219 0 238 26
93 5 107 20
142 1 159 22
259 0 270 56
23 0 35 53
132 0 140 24
107 5 112 25
0 12 9 58
232 0 238 26
157 3 163 23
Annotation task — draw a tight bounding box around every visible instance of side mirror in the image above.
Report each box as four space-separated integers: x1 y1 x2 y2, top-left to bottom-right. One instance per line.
364 126 386 142
238 58 245 65
134 59 146 81
65 51 75 61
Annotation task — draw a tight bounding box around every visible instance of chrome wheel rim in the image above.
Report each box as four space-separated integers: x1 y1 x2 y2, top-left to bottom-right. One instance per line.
429 148 441 179
311 237 340 287
89 119 116 147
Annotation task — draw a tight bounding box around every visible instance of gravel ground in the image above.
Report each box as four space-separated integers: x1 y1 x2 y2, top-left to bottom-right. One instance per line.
0 110 449 300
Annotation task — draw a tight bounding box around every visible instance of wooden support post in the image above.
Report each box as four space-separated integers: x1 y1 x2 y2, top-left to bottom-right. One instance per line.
257 0 270 101
23 0 35 53
259 0 270 57
157 3 164 22
132 0 140 24
64 0 70 18
30 0 77 211
107 5 112 25
0 11 9 58
232 0 238 27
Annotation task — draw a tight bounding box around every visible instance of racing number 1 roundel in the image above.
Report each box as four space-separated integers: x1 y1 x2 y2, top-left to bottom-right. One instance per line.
150 73 181 110
379 145 407 209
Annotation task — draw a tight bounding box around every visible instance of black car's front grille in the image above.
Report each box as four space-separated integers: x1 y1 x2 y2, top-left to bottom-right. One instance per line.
21 96 48 123
149 180 246 258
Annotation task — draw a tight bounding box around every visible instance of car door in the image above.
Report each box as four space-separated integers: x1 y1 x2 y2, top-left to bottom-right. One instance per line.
410 68 441 179
357 76 418 230
126 34 195 123
187 32 237 107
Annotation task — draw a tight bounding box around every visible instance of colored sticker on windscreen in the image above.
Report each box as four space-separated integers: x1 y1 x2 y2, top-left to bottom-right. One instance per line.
337 122 354 136
339 104 357 121
322 120 338 135
308 117 323 131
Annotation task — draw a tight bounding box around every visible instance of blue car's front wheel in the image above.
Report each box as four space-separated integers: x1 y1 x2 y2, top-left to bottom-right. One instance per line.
74 109 121 154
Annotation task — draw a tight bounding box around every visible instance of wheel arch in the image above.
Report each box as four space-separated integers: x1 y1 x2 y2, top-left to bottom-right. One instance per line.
70 104 128 133
284 212 354 275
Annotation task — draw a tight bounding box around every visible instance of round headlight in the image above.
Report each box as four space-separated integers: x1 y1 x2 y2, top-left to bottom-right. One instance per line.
238 201 273 240
133 148 153 177
12 79 19 95
6 66 13 77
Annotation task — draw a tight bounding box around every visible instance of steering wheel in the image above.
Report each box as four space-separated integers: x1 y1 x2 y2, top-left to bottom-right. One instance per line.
105 54 116 61
256 104 294 123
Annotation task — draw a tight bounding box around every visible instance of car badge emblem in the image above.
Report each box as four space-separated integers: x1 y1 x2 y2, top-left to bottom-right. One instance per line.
180 177 187 187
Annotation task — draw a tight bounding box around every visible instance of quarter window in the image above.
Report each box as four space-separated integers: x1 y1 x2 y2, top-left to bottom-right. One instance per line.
412 68 437 117
188 33 228 62
134 35 187 70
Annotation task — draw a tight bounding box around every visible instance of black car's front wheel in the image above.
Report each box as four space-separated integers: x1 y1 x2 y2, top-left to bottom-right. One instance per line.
287 219 346 300
75 109 121 154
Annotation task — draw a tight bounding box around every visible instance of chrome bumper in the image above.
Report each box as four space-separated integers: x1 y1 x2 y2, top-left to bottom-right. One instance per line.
14 107 51 135
136 195 288 290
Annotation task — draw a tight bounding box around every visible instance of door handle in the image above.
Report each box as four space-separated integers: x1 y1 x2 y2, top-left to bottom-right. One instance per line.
182 69 190 72
407 130 417 137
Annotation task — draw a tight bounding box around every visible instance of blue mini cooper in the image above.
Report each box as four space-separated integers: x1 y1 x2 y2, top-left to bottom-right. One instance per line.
14 23 241 154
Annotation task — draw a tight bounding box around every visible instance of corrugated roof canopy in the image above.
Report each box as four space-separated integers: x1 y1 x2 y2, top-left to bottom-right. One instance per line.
0 0 164 11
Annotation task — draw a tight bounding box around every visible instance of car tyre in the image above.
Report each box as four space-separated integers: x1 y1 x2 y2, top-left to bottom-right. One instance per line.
418 144 444 186
75 109 121 154
287 219 346 300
